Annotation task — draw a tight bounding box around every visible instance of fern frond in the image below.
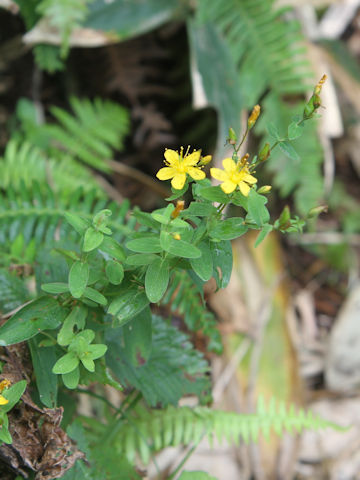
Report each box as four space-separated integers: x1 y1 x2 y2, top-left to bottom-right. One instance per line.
116 397 344 464
0 140 102 198
162 271 223 353
33 44 64 73
0 184 132 247
36 0 91 57
45 97 130 171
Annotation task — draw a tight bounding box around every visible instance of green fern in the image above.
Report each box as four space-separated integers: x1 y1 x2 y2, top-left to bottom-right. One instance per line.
36 0 92 58
115 397 344 464
44 97 130 171
33 44 65 73
195 0 324 213
0 140 103 198
163 271 223 353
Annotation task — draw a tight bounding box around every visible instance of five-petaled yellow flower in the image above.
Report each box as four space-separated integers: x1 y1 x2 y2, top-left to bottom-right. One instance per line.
156 147 208 190
0 379 11 405
211 158 257 196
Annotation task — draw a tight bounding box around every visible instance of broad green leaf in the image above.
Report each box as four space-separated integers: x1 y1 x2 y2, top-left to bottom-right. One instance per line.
254 224 273 247
288 121 304 140
190 241 213 281
87 344 107 359
247 190 270 227
41 282 69 294
0 426 12 444
58 306 88 346
85 0 179 40
278 140 300 161
108 287 149 327
198 186 230 204
209 217 247 241
125 254 159 266
99 237 126 261
64 212 89 235
62 367 80 389
132 208 159 229
267 122 280 140
162 236 201 259
188 21 242 149
83 227 104 252
81 357 95 372
83 287 107 306
69 261 89 298
105 260 124 285
53 352 79 374
123 308 152 366
0 297 67 346
182 202 217 217
211 240 233 289
145 258 169 303
29 337 57 408
179 472 218 480
2 380 27 413
126 236 163 254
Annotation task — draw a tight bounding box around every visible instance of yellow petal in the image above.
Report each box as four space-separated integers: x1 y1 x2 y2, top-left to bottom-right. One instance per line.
210 168 228 181
187 167 205 180
171 173 186 190
183 150 201 166
243 173 257 184
0 395 8 405
156 167 176 180
221 180 237 194
222 158 236 173
239 181 250 196
164 149 179 166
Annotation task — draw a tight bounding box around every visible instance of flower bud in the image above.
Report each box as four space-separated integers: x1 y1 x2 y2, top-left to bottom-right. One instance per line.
278 205 291 230
247 105 261 129
257 185 272 194
171 200 185 219
228 127 237 145
198 155 212 166
258 143 270 162
172 233 181 240
307 205 328 218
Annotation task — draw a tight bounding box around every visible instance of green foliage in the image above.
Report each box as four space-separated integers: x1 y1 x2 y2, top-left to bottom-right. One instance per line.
0 380 27 444
114 396 344 465
106 315 210 406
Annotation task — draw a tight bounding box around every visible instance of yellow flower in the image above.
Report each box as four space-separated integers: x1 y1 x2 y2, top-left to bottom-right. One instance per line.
210 158 257 196
156 147 207 190
0 379 11 405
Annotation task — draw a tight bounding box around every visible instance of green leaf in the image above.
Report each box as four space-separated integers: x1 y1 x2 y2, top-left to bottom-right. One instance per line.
83 287 107 306
209 217 247 241
123 308 152 367
87 344 107 359
247 190 270 227
62 367 80 390
288 121 304 140
190 241 213 281
2 380 27 413
105 260 124 285
0 426 12 444
211 240 233 289
58 306 88 346
99 237 126 261
10 234 24 258
188 21 242 148
278 140 300 161
53 352 79 374
125 254 159 266
254 224 273 247
132 208 160 229
41 282 69 294
0 297 67 346
83 227 104 252
182 202 217 217
108 287 149 327
145 258 169 303
29 337 58 408
81 357 95 372
126 236 163 254
64 212 89 235
267 122 280 140
85 0 179 40
161 235 201 259
198 186 230 203
179 472 218 480
69 261 89 298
